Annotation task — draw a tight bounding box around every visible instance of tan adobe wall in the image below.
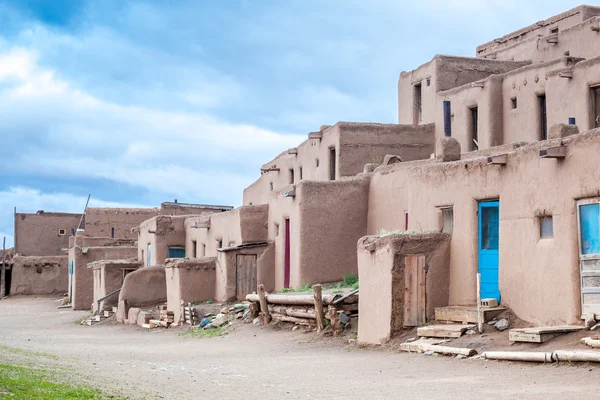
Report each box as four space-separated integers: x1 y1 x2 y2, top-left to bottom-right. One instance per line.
84 208 159 240
137 215 191 267
165 258 216 323
398 56 530 126
91 260 141 313
436 57 578 150
244 122 436 206
15 212 81 256
476 5 600 59
267 177 369 291
118 265 167 308
69 236 137 310
357 233 451 345
10 255 68 295
367 129 600 326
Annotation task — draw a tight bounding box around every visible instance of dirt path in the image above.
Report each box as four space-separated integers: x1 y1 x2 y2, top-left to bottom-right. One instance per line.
0 296 598 400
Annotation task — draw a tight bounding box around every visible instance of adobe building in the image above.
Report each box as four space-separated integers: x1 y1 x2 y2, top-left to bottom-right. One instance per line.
90 259 141 313
14 210 81 256
358 5 600 344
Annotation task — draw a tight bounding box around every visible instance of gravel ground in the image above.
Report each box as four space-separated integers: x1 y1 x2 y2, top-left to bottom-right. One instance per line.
1 296 599 400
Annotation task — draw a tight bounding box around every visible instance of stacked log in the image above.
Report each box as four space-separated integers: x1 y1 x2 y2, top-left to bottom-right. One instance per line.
246 285 359 335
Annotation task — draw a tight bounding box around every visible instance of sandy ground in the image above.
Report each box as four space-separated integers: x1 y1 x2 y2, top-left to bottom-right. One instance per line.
1 296 599 400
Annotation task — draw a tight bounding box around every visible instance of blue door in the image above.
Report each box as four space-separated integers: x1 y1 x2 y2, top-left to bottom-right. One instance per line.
479 201 500 302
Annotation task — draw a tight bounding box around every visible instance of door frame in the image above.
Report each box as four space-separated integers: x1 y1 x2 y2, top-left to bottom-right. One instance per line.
576 197 600 318
284 218 291 288
478 199 500 302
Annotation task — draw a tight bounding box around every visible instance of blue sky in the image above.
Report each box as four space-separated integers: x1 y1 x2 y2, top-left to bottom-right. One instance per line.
0 0 587 247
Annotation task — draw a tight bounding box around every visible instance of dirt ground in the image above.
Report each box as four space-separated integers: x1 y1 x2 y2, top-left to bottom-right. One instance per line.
1 296 600 400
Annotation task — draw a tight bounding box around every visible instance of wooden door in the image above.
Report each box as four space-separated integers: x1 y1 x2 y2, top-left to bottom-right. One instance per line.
578 199 600 317
592 87 600 129
236 254 257 300
284 219 291 288
403 254 426 327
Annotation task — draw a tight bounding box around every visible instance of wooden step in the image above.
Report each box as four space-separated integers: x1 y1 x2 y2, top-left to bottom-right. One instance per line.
417 324 476 338
435 306 505 324
509 325 585 343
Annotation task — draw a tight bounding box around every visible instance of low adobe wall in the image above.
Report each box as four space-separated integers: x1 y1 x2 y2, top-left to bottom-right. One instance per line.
165 258 216 323
357 233 451 345
119 265 167 308
91 259 142 313
10 255 68 295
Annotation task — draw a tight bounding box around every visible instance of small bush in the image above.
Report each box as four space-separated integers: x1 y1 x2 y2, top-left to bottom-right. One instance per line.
343 273 358 287
351 281 359 290
298 283 312 292
280 288 294 293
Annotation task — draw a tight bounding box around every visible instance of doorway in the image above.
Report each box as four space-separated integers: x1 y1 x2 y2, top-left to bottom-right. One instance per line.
470 106 479 151
284 218 291 288
236 254 257 300
538 94 548 140
403 254 426 327
577 199 600 317
478 201 500 302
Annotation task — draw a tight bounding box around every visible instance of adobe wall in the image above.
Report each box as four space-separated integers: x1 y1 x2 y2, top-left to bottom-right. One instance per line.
357 233 451 345
368 129 600 325
476 5 600 60
10 255 68 295
137 215 190 267
436 58 577 149
91 259 141 313
398 56 529 125
84 208 159 240
118 265 167 308
14 212 81 256
69 237 137 310
165 258 216 323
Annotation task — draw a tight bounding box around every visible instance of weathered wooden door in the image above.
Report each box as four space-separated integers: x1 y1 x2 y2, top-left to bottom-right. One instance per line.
578 199 600 318
403 254 426 327
237 254 257 300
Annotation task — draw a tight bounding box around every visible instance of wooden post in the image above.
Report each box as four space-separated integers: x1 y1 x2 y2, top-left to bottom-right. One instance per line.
326 306 340 336
258 284 271 325
1 237 5 299
313 284 324 332
476 273 483 333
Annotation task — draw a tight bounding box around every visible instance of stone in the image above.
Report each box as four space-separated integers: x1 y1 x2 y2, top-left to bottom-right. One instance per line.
137 311 153 327
549 123 579 140
348 339 357 345
436 137 461 162
405 338 417 343
127 308 141 325
253 317 261 325
585 314 597 330
456 354 466 359
220 307 229 314
292 326 299 331
488 320 497 325
495 319 510 331
116 300 129 323
242 309 250 319
424 351 435 356
212 314 227 327
339 312 350 325
465 329 476 335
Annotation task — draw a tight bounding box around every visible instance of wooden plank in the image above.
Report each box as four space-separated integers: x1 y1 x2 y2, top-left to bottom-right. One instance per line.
509 331 561 343
404 255 418 327
417 324 476 338
258 284 271 325
435 306 505 323
313 284 324 332
400 338 446 352
513 325 585 335
418 255 426 326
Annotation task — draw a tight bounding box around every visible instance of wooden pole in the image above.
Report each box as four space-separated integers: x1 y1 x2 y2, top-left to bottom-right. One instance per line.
258 284 271 325
484 351 553 363
1 237 5 299
476 273 483 333
247 292 340 306
76 194 91 231
313 284 324 332
326 306 340 336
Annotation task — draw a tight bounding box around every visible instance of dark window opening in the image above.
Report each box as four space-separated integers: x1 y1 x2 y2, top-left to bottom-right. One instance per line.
299 167 303 180
550 27 559 34
442 208 454 234
470 106 479 151
329 147 336 181
218 240 223 249
270 182 274 191
540 216 554 239
316 158 320 168
58 228 66 236
404 211 409 231
192 240 197 258
3 267 12 296
538 94 547 140
202 244 206 257
123 269 136 280
413 83 423 125
591 86 600 129
167 247 186 258
111 227 115 238
289 168 294 184
275 223 280 236
511 97 517 109
426 78 431 87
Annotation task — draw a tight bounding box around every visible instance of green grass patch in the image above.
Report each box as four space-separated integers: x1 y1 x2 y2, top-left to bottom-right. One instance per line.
0 345 58 360
343 273 358 287
0 363 120 399
183 326 228 339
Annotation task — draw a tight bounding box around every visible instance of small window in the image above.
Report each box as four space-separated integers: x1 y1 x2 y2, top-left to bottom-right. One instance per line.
270 182 274 191
192 240 197 258
201 244 206 257
442 208 454 234
275 223 280 236
540 216 554 239
426 78 431 87
58 228 66 236
299 167 303 180
511 97 517 109
289 168 295 184
316 158 320 168
167 247 186 258
111 227 115 238
404 211 409 231
218 240 223 249
550 27 558 34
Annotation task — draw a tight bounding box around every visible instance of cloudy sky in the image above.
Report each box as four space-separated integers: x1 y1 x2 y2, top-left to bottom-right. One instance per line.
0 0 586 247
